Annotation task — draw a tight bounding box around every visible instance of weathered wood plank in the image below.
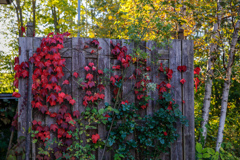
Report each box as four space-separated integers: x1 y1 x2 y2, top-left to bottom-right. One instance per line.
182 40 195 160
18 37 28 138
169 40 183 160
135 41 146 117
146 41 153 116
98 38 111 160
72 37 87 150
26 38 33 160
32 37 43 160
122 39 136 158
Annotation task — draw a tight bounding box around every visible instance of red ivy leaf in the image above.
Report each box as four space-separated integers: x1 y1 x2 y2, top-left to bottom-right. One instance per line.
50 124 58 132
121 100 129 105
98 70 103 75
50 112 57 118
88 81 95 88
112 65 121 70
146 66 151 71
73 110 80 118
141 105 147 109
91 50 95 54
63 80 69 85
159 63 164 72
58 92 66 98
99 94 105 100
21 26 25 33
104 114 110 120
86 73 94 81
56 71 64 79
49 75 58 83
137 94 144 100
84 45 89 49
91 40 99 46
69 99 76 105
86 90 92 96
180 79 186 85
91 134 100 143
97 84 105 92
83 100 88 107
57 128 65 138
47 93 57 102
159 87 167 93
22 70 29 78
84 66 90 71
54 85 62 92
32 120 38 125
163 132 168 136
92 66 96 71
81 82 88 90
12 92 21 98
166 83 171 89
167 69 173 80
60 122 68 129
177 65 187 72
64 94 72 101
194 67 201 75
13 79 18 88
194 77 200 92
39 105 48 114
110 76 116 84
73 72 79 78
88 62 94 67
66 133 72 138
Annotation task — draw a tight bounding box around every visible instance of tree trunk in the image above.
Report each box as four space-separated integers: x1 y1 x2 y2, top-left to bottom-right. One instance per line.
52 6 59 34
216 16 240 152
16 0 23 37
32 0 36 35
199 1 222 145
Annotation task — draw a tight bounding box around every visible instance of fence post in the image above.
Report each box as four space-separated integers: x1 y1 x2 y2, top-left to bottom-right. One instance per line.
27 22 34 37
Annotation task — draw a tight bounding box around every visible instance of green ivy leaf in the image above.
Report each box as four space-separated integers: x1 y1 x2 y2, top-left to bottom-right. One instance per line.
32 139 38 143
203 153 211 158
196 143 203 153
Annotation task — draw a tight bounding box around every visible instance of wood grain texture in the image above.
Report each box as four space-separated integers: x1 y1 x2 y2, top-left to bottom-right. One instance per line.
72 37 87 149
31 37 42 160
98 38 111 160
182 40 195 160
122 39 136 158
18 37 28 138
146 41 153 116
169 40 183 160
26 38 33 160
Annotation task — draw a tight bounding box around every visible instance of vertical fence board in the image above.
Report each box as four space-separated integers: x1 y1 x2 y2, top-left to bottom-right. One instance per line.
26 38 33 159
146 41 153 116
169 40 183 160
98 38 111 160
31 38 42 160
182 40 195 160
72 38 85 113
72 37 86 150
122 39 136 158
18 38 28 139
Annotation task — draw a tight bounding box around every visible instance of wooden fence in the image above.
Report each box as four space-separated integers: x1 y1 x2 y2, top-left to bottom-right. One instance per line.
18 37 194 160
